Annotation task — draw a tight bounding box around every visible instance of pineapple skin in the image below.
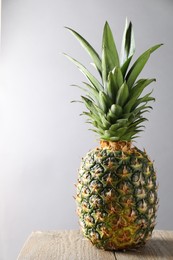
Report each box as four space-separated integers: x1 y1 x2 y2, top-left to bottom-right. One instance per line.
76 141 158 250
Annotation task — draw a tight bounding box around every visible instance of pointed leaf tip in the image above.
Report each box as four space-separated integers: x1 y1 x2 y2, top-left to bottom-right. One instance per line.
149 43 163 54
65 26 102 76
104 21 109 27
121 19 135 66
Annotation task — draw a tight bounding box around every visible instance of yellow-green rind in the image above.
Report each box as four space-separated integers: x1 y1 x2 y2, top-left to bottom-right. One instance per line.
76 142 158 250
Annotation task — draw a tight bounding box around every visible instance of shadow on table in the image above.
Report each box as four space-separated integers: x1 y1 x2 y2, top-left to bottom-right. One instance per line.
114 237 173 258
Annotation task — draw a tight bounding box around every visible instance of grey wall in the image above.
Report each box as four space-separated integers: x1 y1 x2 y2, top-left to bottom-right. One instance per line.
1 0 173 259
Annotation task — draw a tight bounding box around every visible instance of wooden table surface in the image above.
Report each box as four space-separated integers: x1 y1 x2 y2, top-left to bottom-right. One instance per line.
17 230 173 260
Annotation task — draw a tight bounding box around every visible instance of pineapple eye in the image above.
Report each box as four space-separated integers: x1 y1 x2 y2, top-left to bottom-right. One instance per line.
137 200 148 213
118 181 132 194
148 208 154 216
101 172 118 186
150 217 156 227
81 172 92 184
101 150 108 157
89 195 103 208
80 200 90 213
149 191 155 203
81 186 90 197
101 188 118 202
88 230 100 241
132 173 139 182
92 210 107 221
90 163 104 175
90 180 103 192
84 214 95 226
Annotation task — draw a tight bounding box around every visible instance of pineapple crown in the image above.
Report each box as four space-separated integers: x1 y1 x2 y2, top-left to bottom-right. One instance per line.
64 20 162 141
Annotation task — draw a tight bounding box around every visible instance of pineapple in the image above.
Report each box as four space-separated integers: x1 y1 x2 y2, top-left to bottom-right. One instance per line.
65 20 162 250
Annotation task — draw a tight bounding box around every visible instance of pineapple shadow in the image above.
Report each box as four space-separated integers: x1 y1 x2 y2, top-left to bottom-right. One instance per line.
114 237 173 257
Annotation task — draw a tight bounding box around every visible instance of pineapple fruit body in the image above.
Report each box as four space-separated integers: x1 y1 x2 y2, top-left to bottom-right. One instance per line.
76 141 157 250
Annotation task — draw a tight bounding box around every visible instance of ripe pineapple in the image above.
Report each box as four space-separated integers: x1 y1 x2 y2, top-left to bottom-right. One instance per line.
65 20 162 250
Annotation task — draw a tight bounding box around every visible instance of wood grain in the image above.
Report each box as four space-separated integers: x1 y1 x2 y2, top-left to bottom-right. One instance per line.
17 230 115 260
17 230 173 260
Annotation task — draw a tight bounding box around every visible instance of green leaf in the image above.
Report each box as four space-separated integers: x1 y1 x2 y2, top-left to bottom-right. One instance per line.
82 82 99 105
107 67 123 101
71 84 87 92
65 27 102 76
110 104 123 116
104 129 120 139
126 44 163 88
129 118 148 128
130 78 155 97
109 123 120 131
98 91 111 113
99 114 111 129
116 82 129 106
126 51 150 89
101 131 120 141
102 22 120 84
81 98 109 131
132 104 152 117
85 111 106 130
70 100 83 104
121 128 144 140
109 118 128 131
81 96 97 115
109 136 121 141
115 127 128 137
107 70 118 101
113 67 124 88
63 53 103 91
116 118 129 126
71 83 99 106
82 82 99 93
149 44 163 53
91 128 105 135
121 55 133 78
107 104 122 122
132 92 155 110
80 111 90 116
120 132 133 141
92 119 106 131
124 78 155 113
127 118 148 135
134 93 155 108
107 77 116 101
122 112 133 119
120 19 135 65
107 104 123 122
81 96 105 118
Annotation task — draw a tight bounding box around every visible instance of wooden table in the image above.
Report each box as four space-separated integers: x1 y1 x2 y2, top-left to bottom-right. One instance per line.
17 230 173 260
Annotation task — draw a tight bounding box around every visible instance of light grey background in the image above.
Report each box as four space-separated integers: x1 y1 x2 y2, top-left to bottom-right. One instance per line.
1 0 173 259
